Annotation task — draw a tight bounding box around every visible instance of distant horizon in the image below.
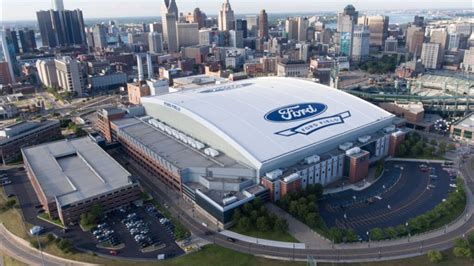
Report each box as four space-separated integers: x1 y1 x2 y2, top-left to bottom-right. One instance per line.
1 7 471 24
1 0 472 22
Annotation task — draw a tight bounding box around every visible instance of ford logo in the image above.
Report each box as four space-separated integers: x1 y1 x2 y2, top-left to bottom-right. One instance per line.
264 103 328 123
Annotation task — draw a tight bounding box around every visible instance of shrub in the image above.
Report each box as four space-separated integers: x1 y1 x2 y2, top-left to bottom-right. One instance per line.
427 250 443 263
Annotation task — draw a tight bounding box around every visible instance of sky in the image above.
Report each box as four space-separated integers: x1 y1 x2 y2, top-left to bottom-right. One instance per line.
0 0 472 21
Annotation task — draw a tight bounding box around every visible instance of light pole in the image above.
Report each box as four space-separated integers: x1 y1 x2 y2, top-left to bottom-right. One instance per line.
367 231 370 247
35 234 45 266
405 222 410 242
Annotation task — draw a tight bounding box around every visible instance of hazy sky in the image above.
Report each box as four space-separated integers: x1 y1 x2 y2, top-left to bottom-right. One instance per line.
1 0 472 21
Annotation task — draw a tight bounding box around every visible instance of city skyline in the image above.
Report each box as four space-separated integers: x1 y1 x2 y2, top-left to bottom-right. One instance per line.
1 0 472 21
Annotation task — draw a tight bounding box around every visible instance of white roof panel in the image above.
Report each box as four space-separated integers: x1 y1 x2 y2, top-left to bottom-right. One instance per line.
142 77 395 167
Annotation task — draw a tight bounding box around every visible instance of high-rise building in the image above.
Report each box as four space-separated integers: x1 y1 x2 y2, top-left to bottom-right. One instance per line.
358 15 388 48
420 42 442 69
462 47 474 73
297 17 308 42
161 0 179 52
448 33 461 50
1 30 18 81
430 29 448 51
55 56 84 96
149 22 163 33
149 32 163 53
36 59 59 88
53 0 65 11
229 30 244 48
177 23 199 48
413 15 424 27
285 18 299 40
218 0 235 31
92 24 108 49
406 25 425 57
36 9 86 48
337 4 359 56
246 15 258 38
236 19 248 39
351 25 370 62
258 9 269 40
0 62 13 85
384 36 398 54
192 8 206 29
18 29 36 53
4 29 20 54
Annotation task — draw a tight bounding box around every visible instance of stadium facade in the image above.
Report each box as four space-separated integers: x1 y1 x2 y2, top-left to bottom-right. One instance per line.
102 77 407 227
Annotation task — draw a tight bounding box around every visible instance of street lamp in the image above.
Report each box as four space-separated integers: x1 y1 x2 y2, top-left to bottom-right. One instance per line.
35 234 46 266
405 222 410 242
367 231 370 247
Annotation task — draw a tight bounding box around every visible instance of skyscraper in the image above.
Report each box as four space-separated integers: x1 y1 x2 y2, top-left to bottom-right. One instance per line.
421 42 442 69
246 15 258 38
297 17 308 42
18 29 36 53
161 0 179 52
149 32 163 53
285 18 298 40
337 4 359 57
92 24 108 49
236 19 248 39
0 30 16 82
36 8 86 48
406 25 425 57
258 9 269 40
177 23 199 48
358 15 389 48
4 29 20 54
53 0 65 11
218 0 235 31
55 56 84 96
351 25 370 62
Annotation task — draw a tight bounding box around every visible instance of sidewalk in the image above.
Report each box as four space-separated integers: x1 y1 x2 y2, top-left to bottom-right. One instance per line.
265 203 332 249
220 230 306 249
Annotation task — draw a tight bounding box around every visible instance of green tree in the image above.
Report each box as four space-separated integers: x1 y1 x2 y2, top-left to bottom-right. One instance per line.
370 228 385 241
454 238 470 249
345 229 358 242
252 197 263 210
243 202 253 215
384 227 398 239
274 217 288 232
90 203 103 222
256 216 270 232
427 250 443 263
438 141 447 155
304 212 318 228
232 209 242 224
395 224 407 237
237 217 251 231
430 139 438 146
447 143 456 152
329 227 344 243
453 247 472 258
467 231 474 246
396 144 407 157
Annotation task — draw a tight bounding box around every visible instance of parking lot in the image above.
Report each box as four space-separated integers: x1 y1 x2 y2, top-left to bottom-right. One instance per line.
3 166 183 260
319 161 454 239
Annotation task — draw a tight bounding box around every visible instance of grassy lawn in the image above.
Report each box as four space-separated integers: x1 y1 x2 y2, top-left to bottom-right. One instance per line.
430 196 466 231
320 249 473 266
232 226 299 242
2 256 28 266
0 189 29 239
38 213 66 229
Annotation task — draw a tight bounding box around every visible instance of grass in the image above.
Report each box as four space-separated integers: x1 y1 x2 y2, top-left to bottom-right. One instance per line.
0 189 29 239
37 213 65 229
2 256 28 266
430 195 466 231
320 248 473 266
232 226 299 243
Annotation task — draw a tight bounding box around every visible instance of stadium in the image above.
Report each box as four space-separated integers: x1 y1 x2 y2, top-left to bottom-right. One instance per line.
110 77 406 226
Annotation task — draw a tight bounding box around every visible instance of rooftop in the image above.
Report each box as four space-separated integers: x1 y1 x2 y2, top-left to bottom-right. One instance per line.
22 137 133 207
142 77 395 168
454 113 474 130
0 120 58 141
115 117 248 169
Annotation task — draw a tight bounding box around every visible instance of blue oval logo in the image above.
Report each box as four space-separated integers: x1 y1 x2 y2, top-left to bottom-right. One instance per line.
264 103 328 123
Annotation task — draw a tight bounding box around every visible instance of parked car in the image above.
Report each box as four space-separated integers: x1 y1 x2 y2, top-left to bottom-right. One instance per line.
29 226 45 236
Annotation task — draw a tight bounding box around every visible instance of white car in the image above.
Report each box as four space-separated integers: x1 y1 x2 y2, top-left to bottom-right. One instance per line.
29 226 45 236
449 184 457 188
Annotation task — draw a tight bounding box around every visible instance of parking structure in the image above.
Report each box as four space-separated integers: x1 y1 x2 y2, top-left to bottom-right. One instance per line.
319 161 453 240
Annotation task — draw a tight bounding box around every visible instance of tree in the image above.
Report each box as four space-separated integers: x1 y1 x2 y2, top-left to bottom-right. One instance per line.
232 209 242 224
453 247 472 258
447 143 456 152
329 227 344 243
345 229 358 242
250 210 259 222
430 139 438 146
370 228 385 241
454 238 470 249
90 203 103 222
274 218 288 232
427 250 443 263
395 224 407 237
243 202 253 215
289 201 299 216
256 216 270 232
237 217 251 231
467 231 474 246
384 227 398 239
304 212 318 228
438 141 447 155
396 144 407 157
252 197 263 210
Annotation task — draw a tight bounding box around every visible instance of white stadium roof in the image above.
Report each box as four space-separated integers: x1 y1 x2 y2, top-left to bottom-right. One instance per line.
141 77 395 169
